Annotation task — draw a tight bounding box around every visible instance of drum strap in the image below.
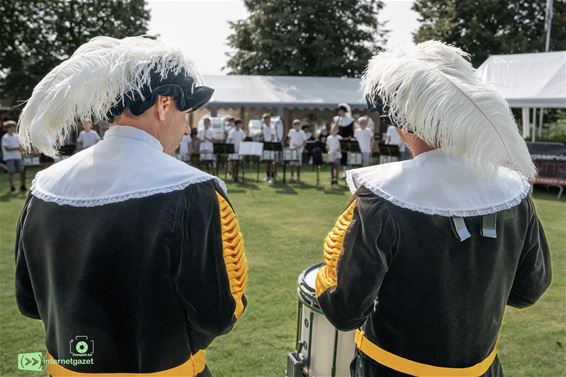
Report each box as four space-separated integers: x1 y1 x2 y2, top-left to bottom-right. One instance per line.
354 330 497 377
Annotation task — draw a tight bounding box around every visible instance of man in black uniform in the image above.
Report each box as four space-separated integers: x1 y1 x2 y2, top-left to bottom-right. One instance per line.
16 36 248 376
316 41 551 376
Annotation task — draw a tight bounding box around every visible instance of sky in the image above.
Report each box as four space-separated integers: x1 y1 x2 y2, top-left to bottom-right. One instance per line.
147 0 419 75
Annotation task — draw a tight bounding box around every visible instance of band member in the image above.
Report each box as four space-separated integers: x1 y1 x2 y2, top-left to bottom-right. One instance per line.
198 116 214 152
198 116 215 172
316 41 550 377
16 36 248 377
179 126 192 162
1 120 26 192
262 113 277 183
287 119 307 183
326 122 342 187
76 119 101 150
227 118 245 182
353 116 373 166
333 103 355 139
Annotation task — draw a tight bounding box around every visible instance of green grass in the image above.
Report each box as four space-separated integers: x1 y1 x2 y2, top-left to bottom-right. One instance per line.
0 166 564 376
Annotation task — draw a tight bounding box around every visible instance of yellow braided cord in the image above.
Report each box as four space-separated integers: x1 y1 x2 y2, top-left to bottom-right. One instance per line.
216 192 248 319
315 200 356 297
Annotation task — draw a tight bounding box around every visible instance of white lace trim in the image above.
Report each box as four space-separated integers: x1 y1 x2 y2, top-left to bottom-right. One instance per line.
346 171 531 217
31 176 226 207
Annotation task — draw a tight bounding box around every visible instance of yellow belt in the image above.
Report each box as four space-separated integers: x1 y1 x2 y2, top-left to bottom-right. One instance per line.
355 330 497 377
47 350 206 377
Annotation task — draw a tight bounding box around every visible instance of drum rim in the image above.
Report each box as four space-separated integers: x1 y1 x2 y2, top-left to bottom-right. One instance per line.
298 262 323 313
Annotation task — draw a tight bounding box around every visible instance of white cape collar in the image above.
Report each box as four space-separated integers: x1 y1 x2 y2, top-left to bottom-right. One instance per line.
32 125 226 207
345 150 530 217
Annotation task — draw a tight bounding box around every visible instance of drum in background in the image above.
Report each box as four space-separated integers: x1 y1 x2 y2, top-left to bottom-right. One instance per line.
347 152 363 166
199 151 217 162
287 263 355 377
283 148 299 162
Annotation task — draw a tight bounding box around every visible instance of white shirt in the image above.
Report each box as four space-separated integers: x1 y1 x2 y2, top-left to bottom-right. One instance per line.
354 127 373 153
179 135 192 156
77 130 101 149
386 125 402 146
326 134 342 153
1 132 22 160
198 128 214 152
333 115 354 127
287 128 307 149
228 128 246 153
262 124 277 142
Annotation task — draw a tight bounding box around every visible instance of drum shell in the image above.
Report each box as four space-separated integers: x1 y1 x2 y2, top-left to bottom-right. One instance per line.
296 264 355 377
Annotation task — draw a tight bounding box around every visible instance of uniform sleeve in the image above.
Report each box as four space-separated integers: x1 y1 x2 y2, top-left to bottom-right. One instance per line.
173 181 248 351
507 196 552 308
315 194 397 331
15 195 41 319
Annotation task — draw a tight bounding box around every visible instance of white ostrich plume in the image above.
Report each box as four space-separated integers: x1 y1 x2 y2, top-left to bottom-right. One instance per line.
18 36 205 156
361 40 536 178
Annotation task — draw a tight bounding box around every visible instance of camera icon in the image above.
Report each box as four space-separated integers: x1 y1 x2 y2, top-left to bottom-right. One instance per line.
70 335 94 357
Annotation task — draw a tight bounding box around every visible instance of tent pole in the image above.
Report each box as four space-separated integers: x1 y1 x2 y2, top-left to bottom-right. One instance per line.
538 108 544 138
531 108 536 142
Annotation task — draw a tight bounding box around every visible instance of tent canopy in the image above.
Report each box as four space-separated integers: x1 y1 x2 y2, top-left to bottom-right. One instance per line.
202 74 366 110
476 51 566 108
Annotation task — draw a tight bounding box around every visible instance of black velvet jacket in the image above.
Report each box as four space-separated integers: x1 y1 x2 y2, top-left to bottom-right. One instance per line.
316 186 551 377
15 179 247 375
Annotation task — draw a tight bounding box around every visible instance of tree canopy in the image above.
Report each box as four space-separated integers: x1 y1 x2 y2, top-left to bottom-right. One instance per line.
226 0 388 77
0 0 150 105
412 0 566 67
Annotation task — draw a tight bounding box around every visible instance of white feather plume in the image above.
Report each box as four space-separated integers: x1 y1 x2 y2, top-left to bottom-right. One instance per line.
362 41 536 178
18 36 205 156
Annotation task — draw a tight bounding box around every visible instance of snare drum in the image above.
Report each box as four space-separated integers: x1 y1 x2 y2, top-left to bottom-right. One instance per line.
290 263 355 377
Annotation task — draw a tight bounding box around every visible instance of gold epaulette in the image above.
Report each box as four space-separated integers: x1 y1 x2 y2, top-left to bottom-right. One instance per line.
216 192 248 319
315 200 356 297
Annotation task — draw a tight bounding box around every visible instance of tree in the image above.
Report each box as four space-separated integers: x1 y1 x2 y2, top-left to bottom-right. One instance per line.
412 0 566 67
0 0 150 105
226 0 388 77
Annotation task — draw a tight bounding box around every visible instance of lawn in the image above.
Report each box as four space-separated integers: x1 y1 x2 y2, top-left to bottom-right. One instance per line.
0 166 564 377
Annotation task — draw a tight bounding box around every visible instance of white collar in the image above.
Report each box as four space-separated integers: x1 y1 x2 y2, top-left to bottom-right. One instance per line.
346 150 530 217
31 125 226 207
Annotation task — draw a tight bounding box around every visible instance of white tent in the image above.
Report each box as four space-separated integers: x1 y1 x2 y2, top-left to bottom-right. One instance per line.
477 51 566 140
202 74 365 110
476 51 566 109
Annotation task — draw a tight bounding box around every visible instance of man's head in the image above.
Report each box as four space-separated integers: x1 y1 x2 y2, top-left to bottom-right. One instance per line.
336 103 349 117
203 116 211 129
4 120 16 134
362 40 535 177
82 121 93 131
358 116 368 129
292 119 301 130
262 113 271 125
18 36 214 156
235 119 243 129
